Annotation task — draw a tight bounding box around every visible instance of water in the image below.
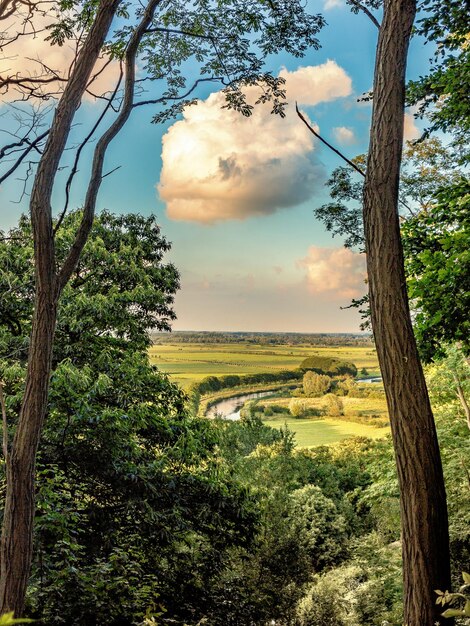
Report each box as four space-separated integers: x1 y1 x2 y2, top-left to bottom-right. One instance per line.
206 390 276 421
357 376 382 383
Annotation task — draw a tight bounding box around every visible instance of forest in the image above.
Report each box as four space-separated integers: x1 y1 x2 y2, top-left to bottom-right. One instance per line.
0 0 469 625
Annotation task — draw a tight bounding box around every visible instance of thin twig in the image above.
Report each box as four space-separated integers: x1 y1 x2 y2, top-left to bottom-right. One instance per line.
55 62 124 235
296 103 366 177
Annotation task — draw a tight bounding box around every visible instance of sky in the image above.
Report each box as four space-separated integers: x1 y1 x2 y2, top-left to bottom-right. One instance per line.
0 0 430 333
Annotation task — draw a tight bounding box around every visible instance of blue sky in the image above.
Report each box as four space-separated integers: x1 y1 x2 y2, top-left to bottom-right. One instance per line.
0 1 431 333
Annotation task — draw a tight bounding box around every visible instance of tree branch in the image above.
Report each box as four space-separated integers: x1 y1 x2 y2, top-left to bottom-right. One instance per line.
132 76 225 108
58 0 165 292
296 103 366 177
0 129 48 184
347 0 380 29
54 62 124 235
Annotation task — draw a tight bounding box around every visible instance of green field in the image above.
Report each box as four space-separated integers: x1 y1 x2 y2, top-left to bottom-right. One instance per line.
149 342 380 388
263 416 389 448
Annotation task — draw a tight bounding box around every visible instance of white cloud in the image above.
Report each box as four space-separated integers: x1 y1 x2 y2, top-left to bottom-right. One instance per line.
279 60 352 107
404 112 420 140
333 126 356 144
298 246 367 300
324 0 344 9
158 62 353 224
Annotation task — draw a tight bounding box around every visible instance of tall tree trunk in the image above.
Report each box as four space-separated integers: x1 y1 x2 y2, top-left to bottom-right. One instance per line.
0 1 120 615
0 284 58 616
363 1 452 624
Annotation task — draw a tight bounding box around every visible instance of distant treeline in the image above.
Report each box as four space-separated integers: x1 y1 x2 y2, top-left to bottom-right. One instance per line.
190 370 303 396
152 330 374 346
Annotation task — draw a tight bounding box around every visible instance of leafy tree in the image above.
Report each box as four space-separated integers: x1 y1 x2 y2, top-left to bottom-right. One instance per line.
289 398 309 418
354 0 452 622
0 0 327 613
0 211 259 624
303 371 331 397
407 0 470 161
426 345 470 431
402 179 470 360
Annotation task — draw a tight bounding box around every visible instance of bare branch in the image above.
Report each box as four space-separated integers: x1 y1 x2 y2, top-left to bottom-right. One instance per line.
55 62 124 235
132 76 225 108
296 103 366 177
0 129 48 184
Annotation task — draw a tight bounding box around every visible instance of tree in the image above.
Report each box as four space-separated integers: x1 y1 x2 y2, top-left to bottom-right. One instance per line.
323 394 344 417
0 211 259 624
0 0 326 615
314 140 469 358
303 371 331 397
426 345 470 432
362 1 451 623
402 179 470 361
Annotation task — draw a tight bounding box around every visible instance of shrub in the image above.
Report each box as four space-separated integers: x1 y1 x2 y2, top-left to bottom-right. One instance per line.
324 394 344 417
303 371 331 397
300 356 357 378
289 398 310 418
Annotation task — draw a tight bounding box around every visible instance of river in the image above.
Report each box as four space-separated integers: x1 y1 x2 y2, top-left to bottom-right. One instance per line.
206 377 382 421
205 390 277 420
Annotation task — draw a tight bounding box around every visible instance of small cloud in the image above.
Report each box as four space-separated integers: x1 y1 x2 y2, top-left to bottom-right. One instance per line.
159 62 353 224
297 246 367 300
333 126 356 145
273 266 283 275
404 112 420 140
324 0 344 9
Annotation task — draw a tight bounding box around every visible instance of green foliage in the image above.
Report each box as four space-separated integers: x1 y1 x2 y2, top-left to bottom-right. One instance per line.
407 0 470 160
303 371 332 397
300 356 357 377
0 614 34 625
402 180 470 360
193 369 302 396
0 212 260 625
436 572 470 620
294 533 403 626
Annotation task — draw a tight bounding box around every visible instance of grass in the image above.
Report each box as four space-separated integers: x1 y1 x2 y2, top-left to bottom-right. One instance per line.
262 395 388 418
262 415 390 448
149 342 381 388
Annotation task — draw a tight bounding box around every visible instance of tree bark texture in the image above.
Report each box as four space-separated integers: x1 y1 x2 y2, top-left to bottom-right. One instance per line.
0 0 120 615
363 1 452 624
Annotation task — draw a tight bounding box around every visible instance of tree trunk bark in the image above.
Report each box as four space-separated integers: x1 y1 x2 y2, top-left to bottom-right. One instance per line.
363 1 452 624
0 283 58 616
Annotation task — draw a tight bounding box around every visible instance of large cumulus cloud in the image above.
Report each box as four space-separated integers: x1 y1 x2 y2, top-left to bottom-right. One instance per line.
158 61 353 224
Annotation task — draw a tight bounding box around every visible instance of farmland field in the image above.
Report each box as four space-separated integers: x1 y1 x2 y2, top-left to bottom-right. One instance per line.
262 416 389 448
149 341 381 389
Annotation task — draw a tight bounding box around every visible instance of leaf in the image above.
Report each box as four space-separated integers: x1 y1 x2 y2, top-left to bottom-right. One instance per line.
462 572 470 584
0 613 34 625
441 608 464 618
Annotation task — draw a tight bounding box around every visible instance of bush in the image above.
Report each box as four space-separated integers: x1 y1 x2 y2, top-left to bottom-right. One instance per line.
300 356 357 378
303 371 331 397
289 398 310 418
324 394 344 417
